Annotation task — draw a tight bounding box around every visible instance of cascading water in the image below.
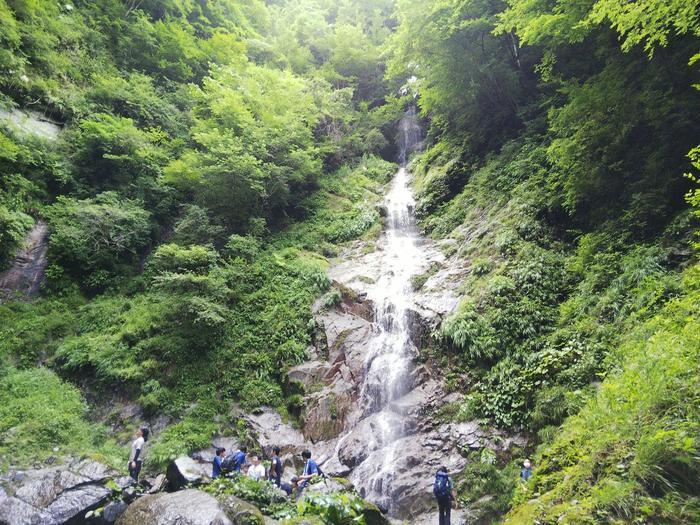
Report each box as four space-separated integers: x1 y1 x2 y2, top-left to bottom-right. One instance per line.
350 107 426 512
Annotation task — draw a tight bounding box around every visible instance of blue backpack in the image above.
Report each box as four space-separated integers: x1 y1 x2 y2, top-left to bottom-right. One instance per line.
433 471 451 499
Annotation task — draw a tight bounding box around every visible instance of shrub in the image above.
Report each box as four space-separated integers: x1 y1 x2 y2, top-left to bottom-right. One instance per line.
46 192 151 289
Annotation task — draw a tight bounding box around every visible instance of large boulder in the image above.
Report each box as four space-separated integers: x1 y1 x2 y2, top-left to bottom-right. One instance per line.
0 459 123 525
166 456 211 490
116 489 232 525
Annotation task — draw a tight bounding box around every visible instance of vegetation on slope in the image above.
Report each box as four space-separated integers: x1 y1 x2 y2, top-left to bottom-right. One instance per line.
0 0 399 470
0 0 698 523
388 0 699 521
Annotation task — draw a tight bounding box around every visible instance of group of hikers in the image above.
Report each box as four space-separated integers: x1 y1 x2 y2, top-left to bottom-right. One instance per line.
128 426 533 525
127 426 323 499
211 444 323 497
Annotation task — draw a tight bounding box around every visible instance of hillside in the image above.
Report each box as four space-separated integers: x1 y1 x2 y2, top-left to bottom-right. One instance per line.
1 1 699 524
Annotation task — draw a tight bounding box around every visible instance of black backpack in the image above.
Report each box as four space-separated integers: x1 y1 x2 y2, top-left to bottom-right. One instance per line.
221 453 237 471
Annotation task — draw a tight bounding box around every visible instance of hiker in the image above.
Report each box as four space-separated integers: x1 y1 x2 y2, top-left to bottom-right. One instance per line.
298 449 320 490
247 454 266 480
433 466 455 525
268 446 283 487
212 447 226 479
281 476 300 497
128 426 149 482
222 445 248 473
521 459 533 482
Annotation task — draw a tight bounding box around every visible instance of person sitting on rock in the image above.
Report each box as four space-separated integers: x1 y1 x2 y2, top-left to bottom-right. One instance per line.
247 454 266 480
298 449 319 490
521 459 533 482
268 446 283 487
281 476 300 498
212 447 225 479
128 426 149 482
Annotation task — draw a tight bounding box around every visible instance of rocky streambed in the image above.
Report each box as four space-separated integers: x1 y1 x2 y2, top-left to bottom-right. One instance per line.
281 168 527 522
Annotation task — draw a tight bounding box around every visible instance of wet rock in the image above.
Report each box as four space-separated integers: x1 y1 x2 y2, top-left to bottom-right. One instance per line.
113 476 135 491
116 489 232 525
219 494 264 525
44 483 111 523
121 486 138 503
0 221 49 300
0 496 43 525
69 458 118 482
146 473 167 494
1 462 114 525
301 477 348 497
102 500 129 523
166 456 211 489
287 360 330 388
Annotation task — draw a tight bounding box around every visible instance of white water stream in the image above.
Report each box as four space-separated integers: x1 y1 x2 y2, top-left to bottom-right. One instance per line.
350 108 426 511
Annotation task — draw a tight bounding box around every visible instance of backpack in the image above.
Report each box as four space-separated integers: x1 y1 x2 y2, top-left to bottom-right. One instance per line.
221 453 237 471
433 472 450 499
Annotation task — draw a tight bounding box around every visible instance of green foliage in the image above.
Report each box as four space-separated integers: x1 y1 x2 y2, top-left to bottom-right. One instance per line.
0 366 120 468
456 452 519 523
68 113 166 191
297 490 382 525
0 203 32 265
204 474 288 510
45 192 151 291
147 414 219 471
506 265 700 524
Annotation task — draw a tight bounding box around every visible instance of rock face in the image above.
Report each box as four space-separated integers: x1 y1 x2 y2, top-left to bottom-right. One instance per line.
0 220 49 300
116 489 232 525
0 459 128 525
0 108 62 141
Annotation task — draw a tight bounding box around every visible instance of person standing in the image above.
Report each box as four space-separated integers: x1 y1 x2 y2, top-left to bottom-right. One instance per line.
247 454 266 480
521 459 533 482
268 446 283 487
433 466 455 525
128 426 149 482
212 447 226 479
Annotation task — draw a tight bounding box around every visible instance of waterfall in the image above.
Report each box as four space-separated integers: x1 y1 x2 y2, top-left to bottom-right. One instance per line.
397 105 422 166
351 107 425 511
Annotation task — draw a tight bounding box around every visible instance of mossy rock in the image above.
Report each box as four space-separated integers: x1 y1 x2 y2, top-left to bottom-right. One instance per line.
220 494 265 525
362 500 390 525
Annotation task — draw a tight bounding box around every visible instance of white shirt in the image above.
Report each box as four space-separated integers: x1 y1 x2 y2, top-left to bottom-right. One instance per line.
129 436 145 462
247 463 266 480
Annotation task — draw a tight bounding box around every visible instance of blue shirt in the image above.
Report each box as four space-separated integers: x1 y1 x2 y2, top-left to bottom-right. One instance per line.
233 450 246 472
300 459 319 488
521 467 532 481
212 456 223 479
303 459 319 476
